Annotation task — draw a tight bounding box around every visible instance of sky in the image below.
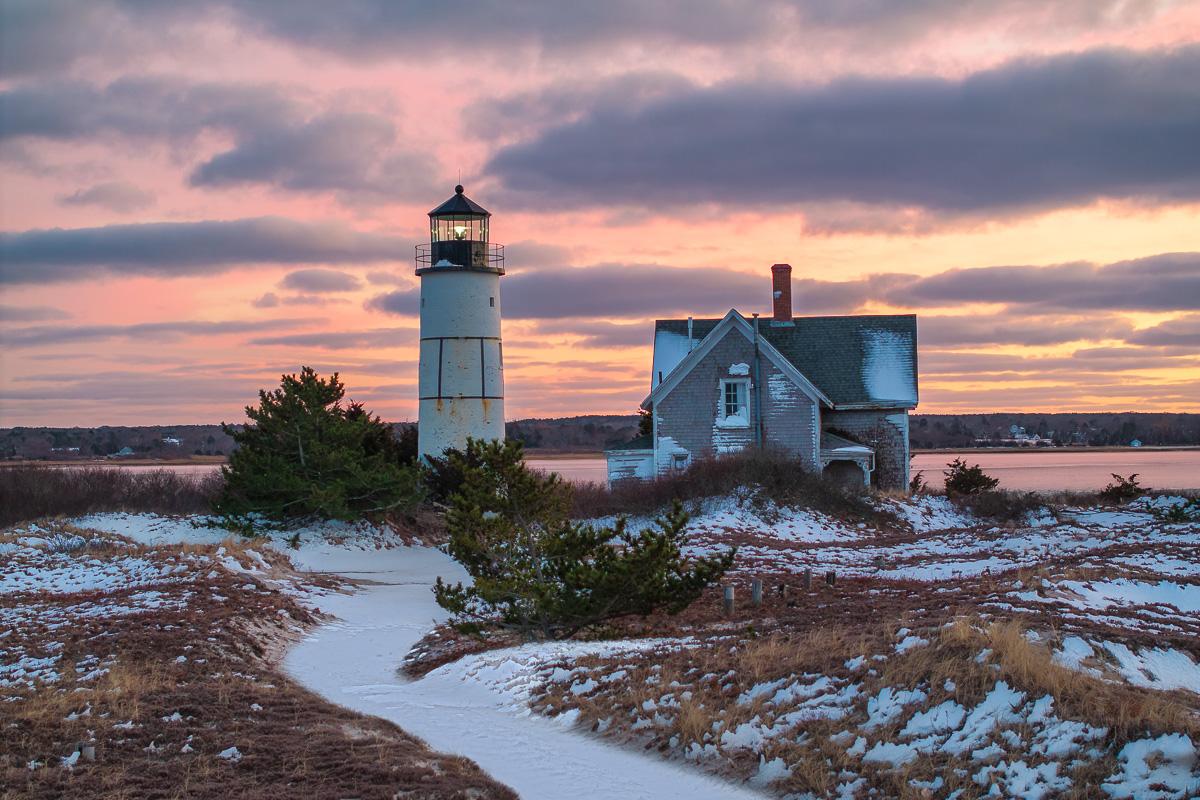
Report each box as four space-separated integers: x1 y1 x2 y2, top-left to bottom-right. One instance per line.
1 0 1199 428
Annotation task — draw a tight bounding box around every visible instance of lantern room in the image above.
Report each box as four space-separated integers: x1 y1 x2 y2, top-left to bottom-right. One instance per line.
416 184 504 274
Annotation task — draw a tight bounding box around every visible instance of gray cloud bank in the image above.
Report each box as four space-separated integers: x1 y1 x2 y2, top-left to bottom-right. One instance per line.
0 217 413 284
0 318 313 347
368 252 1200 323
487 46 1200 215
1 77 438 204
2 0 1163 77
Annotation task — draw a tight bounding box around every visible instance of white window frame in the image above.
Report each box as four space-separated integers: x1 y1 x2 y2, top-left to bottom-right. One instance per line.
717 379 750 428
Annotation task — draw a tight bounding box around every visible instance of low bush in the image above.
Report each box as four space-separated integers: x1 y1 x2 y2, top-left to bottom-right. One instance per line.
0 465 224 527
1099 473 1144 504
1150 497 1200 522
957 489 1047 522
943 458 1000 496
570 449 904 531
434 439 734 640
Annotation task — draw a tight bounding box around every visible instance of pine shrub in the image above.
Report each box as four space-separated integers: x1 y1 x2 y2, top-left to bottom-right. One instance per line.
433 439 735 640
213 368 421 528
943 458 1000 495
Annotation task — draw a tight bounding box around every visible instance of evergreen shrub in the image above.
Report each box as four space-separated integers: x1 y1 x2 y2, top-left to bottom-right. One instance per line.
433 439 735 640
213 368 421 529
943 458 1000 495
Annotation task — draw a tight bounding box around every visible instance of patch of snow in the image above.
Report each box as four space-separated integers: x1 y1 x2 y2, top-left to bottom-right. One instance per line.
1102 734 1200 799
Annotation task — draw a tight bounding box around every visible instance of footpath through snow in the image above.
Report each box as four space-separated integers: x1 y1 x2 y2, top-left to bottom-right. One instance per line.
282 544 764 800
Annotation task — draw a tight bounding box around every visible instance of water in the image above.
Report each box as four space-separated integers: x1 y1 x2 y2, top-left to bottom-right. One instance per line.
910 449 1199 492
532 450 1198 492
38 450 1198 491
526 457 609 485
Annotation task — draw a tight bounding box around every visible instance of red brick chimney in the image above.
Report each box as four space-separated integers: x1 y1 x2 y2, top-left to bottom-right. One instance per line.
771 263 792 324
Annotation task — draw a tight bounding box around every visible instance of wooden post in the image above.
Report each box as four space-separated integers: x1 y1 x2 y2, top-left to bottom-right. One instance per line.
723 585 734 615
777 583 788 599
802 568 812 590
751 579 762 606
825 570 837 587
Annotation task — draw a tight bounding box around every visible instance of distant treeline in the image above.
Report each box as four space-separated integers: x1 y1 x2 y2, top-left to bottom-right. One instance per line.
908 413 1200 450
0 425 237 460
0 415 642 461
4 412 1195 461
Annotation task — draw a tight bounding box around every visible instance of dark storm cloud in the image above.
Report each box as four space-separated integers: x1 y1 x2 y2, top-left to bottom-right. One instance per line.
57 181 155 213
1 318 313 347
280 268 363 293
889 253 1200 312
487 46 1200 215
189 112 439 202
0 218 414 284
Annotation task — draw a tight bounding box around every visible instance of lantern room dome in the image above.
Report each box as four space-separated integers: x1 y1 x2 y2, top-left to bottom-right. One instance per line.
429 185 490 218
416 185 504 275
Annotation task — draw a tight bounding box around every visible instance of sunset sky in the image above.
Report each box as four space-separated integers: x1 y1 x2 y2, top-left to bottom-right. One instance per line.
2 0 1199 428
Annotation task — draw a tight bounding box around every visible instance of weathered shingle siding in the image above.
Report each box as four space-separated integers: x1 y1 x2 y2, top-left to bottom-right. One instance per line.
823 408 910 490
655 329 818 473
760 359 820 471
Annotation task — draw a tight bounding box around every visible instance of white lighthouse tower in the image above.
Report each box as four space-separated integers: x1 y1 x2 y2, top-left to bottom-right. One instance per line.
416 185 505 459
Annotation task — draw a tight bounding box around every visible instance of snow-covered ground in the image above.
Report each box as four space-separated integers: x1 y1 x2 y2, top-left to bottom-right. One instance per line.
5 491 1200 799
282 545 762 800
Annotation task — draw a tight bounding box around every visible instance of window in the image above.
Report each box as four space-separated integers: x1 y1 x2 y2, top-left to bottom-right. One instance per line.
489 296 495 307
724 382 742 417
717 379 750 427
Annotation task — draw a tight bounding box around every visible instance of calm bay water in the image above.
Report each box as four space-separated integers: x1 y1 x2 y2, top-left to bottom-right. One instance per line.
531 450 1199 491
51 450 1198 491
909 450 1199 492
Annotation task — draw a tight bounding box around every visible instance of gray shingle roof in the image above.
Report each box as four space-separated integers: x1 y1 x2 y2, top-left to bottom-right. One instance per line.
655 314 917 407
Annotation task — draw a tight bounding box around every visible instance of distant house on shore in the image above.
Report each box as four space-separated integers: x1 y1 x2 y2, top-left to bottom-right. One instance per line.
605 264 918 490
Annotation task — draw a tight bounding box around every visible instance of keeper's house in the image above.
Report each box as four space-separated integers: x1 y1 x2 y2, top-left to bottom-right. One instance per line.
605 264 918 490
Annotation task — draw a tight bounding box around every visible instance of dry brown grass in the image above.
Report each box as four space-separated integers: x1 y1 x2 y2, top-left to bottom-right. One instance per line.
1 534 518 800
523 609 1200 798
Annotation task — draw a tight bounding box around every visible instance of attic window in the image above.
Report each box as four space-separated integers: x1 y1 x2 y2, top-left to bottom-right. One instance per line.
717 379 750 428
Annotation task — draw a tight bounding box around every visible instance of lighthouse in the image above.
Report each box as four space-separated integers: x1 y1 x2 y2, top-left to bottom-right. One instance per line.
416 185 505 460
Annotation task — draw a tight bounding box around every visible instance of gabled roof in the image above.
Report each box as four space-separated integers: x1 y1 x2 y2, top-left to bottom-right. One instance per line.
653 312 917 409
645 310 831 410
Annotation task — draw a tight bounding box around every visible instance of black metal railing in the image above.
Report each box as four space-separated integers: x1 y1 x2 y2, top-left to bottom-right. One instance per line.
415 242 505 270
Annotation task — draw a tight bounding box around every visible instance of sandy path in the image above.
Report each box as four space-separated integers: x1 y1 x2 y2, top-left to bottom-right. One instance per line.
282 546 764 800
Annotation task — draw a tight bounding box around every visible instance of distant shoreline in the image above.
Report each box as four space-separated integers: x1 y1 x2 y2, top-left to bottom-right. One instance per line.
0 455 229 468
6 444 1200 469
911 445 1200 454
